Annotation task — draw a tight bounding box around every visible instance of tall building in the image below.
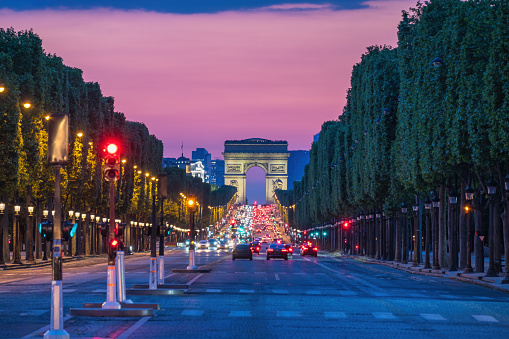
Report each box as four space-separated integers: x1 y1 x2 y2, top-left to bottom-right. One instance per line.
192 148 211 182
162 157 177 168
287 150 310 189
210 159 225 187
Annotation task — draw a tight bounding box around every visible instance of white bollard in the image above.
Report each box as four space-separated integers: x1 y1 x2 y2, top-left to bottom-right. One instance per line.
187 249 197 270
149 257 157 289
44 280 69 339
102 265 121 309
158 256 164 285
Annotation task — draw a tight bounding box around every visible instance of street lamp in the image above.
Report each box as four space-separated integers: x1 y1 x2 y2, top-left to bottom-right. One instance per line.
401 203 408 264
0 202 5 266
433 57 444 68
26 205 35 264
486 178 498 277
464 185 474 274
13 204 21 264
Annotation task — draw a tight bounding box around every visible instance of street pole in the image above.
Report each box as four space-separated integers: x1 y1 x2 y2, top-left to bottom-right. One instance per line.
187 197 197 270
412 205 419 267
464 205 473 273
0 202 4 266
424 202 431 269
44 166 69 339
158 198 165 285
149 182 157 289
103 181 120 309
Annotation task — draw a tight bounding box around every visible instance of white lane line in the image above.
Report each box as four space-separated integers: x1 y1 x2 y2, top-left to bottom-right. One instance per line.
62 289 76 293
182 310 203 316
275 274 280 281
372 312 397 320
206 289 221 293
164 273 175 279
22 316 73 338
255 272 266 274
92 289 107 293
240 289 255 293
306 290 321 295
472 315 499 322
421 314 447 321
186 273 203 286
229 311 251 317
117 316 151 339
324 312 346 319
235 272 248 274
272 290 289 294
277 311 301 317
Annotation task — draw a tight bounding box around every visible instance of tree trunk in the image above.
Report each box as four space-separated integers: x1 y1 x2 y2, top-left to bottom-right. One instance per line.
439 185 448 268
459 181 467 269
494 201 502 273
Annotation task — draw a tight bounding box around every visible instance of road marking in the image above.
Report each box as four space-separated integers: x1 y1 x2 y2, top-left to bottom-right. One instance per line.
229 311 251 317
272 289 289 294
62 289 76 293
275 274 280 280
186 273 203 286
240 289 254 293
472 296 493 300
440 294 461 299
164 273 175 279
421 314 446 321
22 315 73 338
306 290 321 295
255 272 266 274
339 291 357 296
206 289 221 293
20 310 47 316
182 310 203 316
472 315 498 322
324 312 346 319
370 292 389 297
277 311 301 317
117 316 151 339
372 312 397 320
92 289 107 293
235 272 248 274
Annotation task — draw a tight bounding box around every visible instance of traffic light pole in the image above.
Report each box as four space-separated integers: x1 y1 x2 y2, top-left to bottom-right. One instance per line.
158 197 165 285
102 181 120 309
187 210 196 270
44 166 69 339
149 189 157 289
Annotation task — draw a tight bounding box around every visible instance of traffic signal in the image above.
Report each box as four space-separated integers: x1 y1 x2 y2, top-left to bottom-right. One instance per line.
343 222 349 228
109 238 119 260
98 222 108 237
187 197 197 213
303 230 307 235
39 221 54 241
116 223 126 236
62 221 76 241
103 142 120 182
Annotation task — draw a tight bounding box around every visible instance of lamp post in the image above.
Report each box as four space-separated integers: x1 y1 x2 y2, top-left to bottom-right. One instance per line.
68 209 74 257
13 204 22 264
463 185 474 274
27 205 35 264
432 194 440 270
376 212 381 260
0 202 5 266
42 209 49 261
401 203 408 264
502 175 509 283
424 198 432 269
412 204 419 267
187 196 197 270
448 190 458 271
81 213 87 256
394 210 401 263
74 212 81 257
485 179 498 277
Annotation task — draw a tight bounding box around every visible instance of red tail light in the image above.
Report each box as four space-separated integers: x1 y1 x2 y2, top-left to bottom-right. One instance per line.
289 248 293 252
256 247 260 251
268 249 274 252
313 247 318 251
282 249 288 252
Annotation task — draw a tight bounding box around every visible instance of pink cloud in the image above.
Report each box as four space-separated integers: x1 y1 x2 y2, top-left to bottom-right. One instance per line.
0 0 416 158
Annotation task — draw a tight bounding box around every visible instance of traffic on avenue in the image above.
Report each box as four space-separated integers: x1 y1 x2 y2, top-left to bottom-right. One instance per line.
1 204 509 338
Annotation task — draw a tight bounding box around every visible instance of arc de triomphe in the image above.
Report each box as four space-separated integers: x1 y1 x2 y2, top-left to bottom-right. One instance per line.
222 138 290 204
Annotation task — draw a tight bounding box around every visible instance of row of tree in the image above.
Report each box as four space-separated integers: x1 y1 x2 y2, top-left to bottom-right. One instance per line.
0 28 236 261
276 0 509 271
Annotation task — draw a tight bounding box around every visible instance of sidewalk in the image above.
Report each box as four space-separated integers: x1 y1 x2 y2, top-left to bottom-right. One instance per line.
331 252 509 294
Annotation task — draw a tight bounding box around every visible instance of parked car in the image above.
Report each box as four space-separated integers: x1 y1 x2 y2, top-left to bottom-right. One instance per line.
232 244 253 260
266 243 288 260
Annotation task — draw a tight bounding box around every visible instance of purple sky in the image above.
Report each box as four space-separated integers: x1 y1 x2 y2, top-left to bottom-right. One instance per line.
1 0 415 160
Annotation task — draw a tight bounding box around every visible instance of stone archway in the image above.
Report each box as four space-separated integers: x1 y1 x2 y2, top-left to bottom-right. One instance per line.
222 138 290 204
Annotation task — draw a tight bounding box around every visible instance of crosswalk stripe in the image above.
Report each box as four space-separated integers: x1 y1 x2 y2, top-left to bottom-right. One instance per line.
240 289 254 293
181 310 203 316
324 312 346 319
372 312 397 320
229 311 251 317
277 311 301 317
472 315 498 322
206 289 221 293
420 314 446 321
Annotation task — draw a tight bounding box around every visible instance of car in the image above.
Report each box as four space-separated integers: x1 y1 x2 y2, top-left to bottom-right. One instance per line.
232 244 253 260
301 242 318 257
217 240 228 249
284 244 294 255
249 242 261 254
198 240 208 249
266 243 288 260
207 239 218 250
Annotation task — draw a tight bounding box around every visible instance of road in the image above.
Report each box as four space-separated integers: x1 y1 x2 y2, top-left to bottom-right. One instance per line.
1 245 509 338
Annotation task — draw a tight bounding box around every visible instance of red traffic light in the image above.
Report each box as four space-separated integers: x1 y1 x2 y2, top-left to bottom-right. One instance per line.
343 222 349 228
186 231 190 236
106 143 118 154
230 219 236 225
110 239 119 247
303 230 307 235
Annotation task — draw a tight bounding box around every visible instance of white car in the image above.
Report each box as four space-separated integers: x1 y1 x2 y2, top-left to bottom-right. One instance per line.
198 240 208 249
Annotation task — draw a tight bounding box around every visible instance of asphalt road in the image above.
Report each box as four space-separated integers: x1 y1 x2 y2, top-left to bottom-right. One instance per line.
1 246 508 338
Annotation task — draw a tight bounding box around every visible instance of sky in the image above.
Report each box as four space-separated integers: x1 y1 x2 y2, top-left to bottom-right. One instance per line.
0 0 416 202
